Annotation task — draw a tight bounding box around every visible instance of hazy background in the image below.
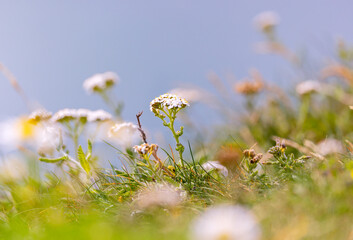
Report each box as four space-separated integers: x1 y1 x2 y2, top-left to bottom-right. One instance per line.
1 0 352 135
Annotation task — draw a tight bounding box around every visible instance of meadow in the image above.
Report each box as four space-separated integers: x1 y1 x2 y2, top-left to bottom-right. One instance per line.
1 11 353 240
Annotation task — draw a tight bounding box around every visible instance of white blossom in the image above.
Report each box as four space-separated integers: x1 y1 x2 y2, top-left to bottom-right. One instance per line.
202 161 228 177
134 182 187 210
87 110 112 122
83 72 118 94
253 11 280 32
316 138 345 156
28 108 52 122
296 80 321 95
34 124 62 156
150 93 190 112
108 122 140 148
191 205 261 240
0 117 35 151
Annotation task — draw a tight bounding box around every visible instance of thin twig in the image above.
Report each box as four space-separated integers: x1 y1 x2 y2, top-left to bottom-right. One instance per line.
136 111 147 144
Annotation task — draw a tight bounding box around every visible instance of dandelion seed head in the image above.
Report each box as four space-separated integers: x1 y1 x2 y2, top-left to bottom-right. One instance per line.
83 72 118 94
150 93 190 112
191 205 261 240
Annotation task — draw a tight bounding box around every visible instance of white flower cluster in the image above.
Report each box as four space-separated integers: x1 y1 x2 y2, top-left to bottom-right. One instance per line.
83 71 118 94
253 11 280 32
133 143 150 155
202 161 228 177
296 80 321 95
52 108 112 122
191 205 261 240
28 109 52 122
150 93 190 112
134 182 187 210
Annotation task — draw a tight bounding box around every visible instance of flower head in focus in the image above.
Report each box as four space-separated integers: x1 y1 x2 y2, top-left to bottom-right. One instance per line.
191 205 261 240
150 93 190 116
134 182 187 210
83 72 118 94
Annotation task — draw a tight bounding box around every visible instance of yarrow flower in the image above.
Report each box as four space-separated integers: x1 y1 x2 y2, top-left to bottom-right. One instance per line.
202 161 229 177
191 205 261 240
28 108 52 122
150 93 190 113
86 110 112 122
52 108 112 122
83 71 118 94
134 182 187 210
133 143 158 156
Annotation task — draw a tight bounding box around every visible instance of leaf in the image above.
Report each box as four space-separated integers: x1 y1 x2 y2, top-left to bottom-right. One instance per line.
78 145 91 175
87 139 92 160
39 156 67 163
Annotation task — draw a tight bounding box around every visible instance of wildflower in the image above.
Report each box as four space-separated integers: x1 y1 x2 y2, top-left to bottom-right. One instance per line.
28 108 52 122
295 80 321 95
150 93 189 114
191 205 261 240
250 153 263 164
83 71 118 94
133 143 158 156
150 93 189 163
87 110 112 122
134 182 187 210
52 108 90 122
108 122 140 147
0 117 35 150
52 108 111 123
34 124 62 156
253 11 280 33
202 161 228 177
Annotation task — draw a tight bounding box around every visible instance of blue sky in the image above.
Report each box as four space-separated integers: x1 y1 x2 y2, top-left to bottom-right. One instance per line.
0 0 352 133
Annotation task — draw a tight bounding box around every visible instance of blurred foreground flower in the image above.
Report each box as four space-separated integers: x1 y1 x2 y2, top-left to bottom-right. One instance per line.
191 205 261 240
253 11 279 34
52 108 112 123
202 161 228 177
0 156 28 183
234 78 264 95
134 182 187 210
83 71 118 94
108 122 140 148
295 80 321 96
0 117 35 151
